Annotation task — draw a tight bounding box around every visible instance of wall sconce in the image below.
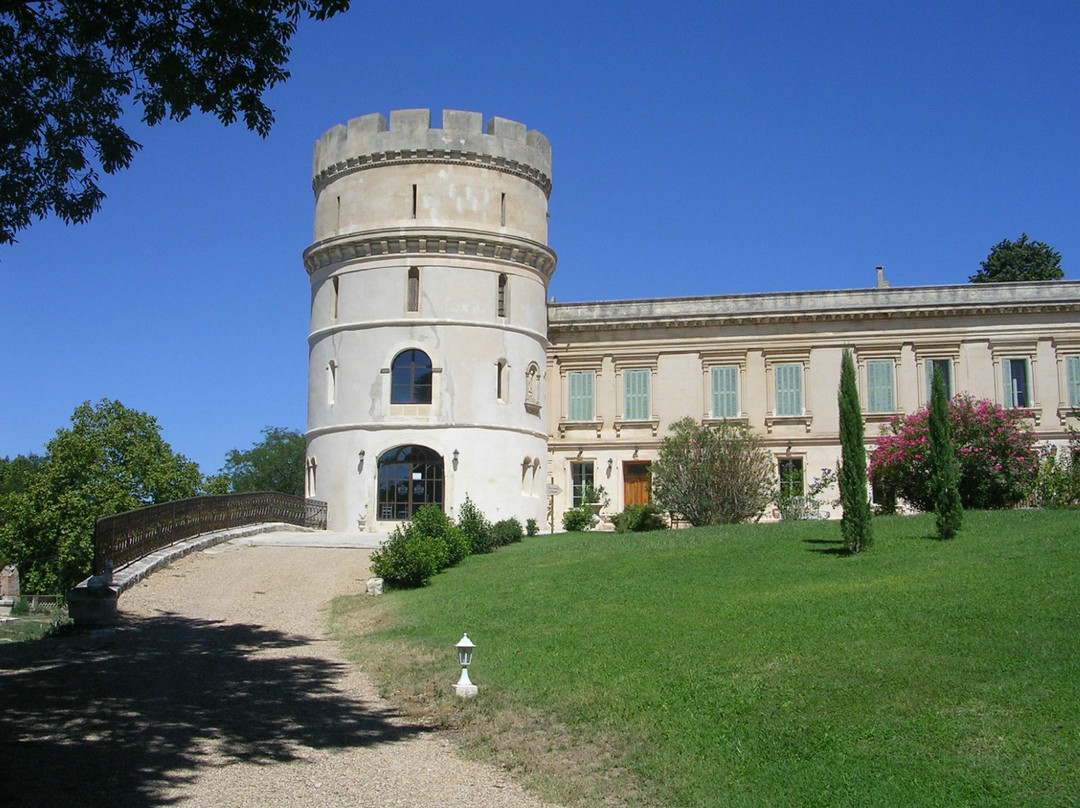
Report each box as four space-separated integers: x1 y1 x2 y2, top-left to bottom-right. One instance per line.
607 458 614 473
633 445 639 458
786 441 793 455
453 633 478 697
358 449 366 473
452 449 460 470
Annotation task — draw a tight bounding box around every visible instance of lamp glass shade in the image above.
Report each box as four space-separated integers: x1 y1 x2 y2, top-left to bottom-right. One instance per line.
456 633 475 667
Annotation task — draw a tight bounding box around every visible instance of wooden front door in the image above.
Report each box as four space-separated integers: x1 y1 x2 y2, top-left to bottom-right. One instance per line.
623 461 652 507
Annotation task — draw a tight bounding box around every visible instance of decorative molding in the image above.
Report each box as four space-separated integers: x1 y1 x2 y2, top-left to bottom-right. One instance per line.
558 419 603 439
313 150 552 198
304 228 557 277
614 418 660 438
764 414 814 433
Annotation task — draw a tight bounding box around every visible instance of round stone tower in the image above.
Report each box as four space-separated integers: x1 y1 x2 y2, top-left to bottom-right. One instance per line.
303 109 556 532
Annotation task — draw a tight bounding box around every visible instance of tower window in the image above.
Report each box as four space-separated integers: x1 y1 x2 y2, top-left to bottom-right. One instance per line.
497 359 509 402
330 276 340 321
497 273 508 318
407 267 420 313
377 445 444 520
327 359 338 405
391 349 433 404
500 192 506 226
411 184 417 218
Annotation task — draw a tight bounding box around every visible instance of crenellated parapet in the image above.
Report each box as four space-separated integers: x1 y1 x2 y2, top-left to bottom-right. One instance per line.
312 109 552 197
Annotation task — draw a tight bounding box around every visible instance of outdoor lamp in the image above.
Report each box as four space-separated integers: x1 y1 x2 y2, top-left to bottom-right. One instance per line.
358 449 366 472
453 633 478 697
452 449 460 470
607 458 614 473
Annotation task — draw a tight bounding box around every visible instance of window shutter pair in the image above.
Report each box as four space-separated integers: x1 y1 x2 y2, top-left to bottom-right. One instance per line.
623 369 650 420
568 371 595 421
774 364 803 416
710 366 738 418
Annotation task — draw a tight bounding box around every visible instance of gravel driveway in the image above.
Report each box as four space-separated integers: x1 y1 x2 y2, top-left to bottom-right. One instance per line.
1 542 559 808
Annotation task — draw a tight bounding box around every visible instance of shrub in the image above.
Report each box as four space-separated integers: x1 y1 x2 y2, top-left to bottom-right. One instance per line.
929 369 963 539
369 525 442 588
526 518 539 537
562 506 593 532
870 394 1039 511
1034 441 1080 508
458 495 495 555
10 597 28 616
652 417 775 525
611 504 666 533
492 518 524 546
407 505 468 570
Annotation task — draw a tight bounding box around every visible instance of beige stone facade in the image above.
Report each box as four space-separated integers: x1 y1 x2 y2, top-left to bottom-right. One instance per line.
305 110 1080 532
546 282 1080 526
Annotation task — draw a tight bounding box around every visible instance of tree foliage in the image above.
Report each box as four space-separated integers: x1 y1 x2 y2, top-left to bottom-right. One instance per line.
216 426 305 498
928 369 963 538
651 417 774 526
969 233 1064 283
838 350 872 552
0 0 349 244
870 394 1038 512
0 453 45 496
0 399 201 592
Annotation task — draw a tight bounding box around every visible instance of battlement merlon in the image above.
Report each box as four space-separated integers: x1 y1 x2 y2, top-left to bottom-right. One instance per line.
312 109 552 197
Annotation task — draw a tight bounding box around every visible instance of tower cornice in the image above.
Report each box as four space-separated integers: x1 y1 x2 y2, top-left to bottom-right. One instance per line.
303 227 558 277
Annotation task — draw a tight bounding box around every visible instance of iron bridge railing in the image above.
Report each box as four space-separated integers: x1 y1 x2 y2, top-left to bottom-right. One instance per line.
94 492 328 574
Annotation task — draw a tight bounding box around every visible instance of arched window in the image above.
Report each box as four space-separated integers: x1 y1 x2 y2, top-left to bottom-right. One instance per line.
391 349 432 404
377 445 444 520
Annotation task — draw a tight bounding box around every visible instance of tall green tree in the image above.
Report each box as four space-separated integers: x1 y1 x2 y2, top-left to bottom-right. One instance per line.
0 453 45 496
217 427 305 498
929 370 963 539
0 399 201 592
651 417 774 526
969 234 1064 283
837 350 872 552
0 0 349 245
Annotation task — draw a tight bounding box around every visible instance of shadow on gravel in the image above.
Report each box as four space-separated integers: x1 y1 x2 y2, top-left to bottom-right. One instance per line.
0 613 427 808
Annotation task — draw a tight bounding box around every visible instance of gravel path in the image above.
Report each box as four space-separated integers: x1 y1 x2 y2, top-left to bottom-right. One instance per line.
1 543 560 808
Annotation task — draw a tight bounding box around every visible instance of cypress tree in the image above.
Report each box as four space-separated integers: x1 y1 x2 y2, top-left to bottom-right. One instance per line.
929 368 963 539
838 350 872 552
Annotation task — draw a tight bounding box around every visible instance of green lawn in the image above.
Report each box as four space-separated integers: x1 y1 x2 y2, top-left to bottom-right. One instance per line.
330 511 1080 807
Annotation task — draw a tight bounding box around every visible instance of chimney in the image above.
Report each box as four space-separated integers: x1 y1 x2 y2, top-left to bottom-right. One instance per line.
876 266 889 288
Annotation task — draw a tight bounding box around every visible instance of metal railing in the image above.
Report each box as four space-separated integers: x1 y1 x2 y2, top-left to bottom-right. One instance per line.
93 493 328 574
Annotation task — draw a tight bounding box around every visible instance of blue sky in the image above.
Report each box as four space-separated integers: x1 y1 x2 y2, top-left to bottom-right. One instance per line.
1 0 1076 474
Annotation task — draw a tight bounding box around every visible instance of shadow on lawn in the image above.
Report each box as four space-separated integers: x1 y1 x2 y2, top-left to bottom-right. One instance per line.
0 613 426 808
803 537 851 556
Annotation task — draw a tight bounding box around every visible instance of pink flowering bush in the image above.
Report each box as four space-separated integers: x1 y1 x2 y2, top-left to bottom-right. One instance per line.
869 394 1039 511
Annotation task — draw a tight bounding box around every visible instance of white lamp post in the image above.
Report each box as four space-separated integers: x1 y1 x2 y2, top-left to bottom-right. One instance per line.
453 633 478 697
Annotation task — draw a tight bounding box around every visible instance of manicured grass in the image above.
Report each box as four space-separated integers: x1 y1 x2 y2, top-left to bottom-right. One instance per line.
330 511 1080 807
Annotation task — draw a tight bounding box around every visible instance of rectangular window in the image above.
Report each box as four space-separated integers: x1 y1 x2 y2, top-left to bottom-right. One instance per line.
926 359 953 400
866 359 895 413
1068 356 1080 408
774 363 803 416
710 366 739 418
330 276 340 321
571 461 594 507
778 457 804 499
497 273 508 318
407 267 420 313
567 371 595 422
1002 358 1030 408
623 369 650 420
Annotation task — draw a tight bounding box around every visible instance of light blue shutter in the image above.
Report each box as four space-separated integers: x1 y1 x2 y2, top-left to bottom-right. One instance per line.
775 364 802 416
711 366 738 418
624 369 650 420
867 360 894 413
1068 356 1080 407
1003 359 1017 408
568 371 594 421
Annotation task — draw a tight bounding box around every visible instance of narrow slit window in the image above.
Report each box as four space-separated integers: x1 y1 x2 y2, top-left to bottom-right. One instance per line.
497 359 508 402
500 192 506 226
327 359 337 405
411 184 417 218
497 273 508 318
407 267 420 313
330 276 340 321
